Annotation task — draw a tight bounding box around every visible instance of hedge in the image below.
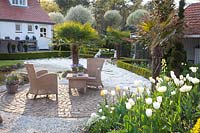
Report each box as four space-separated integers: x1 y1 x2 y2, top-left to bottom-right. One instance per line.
117 60 152 79
0 60 23 71
100 52 114 58
0 51 71 60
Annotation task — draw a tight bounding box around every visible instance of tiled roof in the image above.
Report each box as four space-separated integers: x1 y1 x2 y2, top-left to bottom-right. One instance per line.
184 3 200 35
0 0 54 24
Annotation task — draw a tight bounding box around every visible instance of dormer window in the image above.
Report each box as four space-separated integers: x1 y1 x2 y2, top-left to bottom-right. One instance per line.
11 0 27 6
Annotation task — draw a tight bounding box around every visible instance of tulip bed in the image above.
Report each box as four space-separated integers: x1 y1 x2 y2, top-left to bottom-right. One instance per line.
85 66 200 132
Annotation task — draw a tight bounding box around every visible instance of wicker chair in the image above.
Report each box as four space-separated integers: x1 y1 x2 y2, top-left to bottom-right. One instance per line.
86 58 104 89
25 64 58 100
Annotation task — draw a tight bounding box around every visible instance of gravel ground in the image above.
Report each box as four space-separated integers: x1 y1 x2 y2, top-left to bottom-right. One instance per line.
0 58 150 133
0 111 88 133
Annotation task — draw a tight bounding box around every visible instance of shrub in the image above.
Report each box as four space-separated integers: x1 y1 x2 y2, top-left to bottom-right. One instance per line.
104 10 122 28
126 9 149 25
0 51 70 60
49 12 64 23
86 66 200 132
117 60 151 79
65 5 94 24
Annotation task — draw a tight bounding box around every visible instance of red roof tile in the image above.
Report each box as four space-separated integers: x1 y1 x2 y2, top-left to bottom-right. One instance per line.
0 0 54 24
184 3 200 35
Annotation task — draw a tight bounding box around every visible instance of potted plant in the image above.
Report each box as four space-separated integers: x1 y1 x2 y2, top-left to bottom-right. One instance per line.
5 72 21 94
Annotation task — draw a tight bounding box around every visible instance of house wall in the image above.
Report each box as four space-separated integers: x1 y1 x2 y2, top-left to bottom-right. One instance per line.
0 21 53 49
182 38 200 64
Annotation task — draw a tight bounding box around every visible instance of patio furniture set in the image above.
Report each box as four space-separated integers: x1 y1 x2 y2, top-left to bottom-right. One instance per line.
25 58 104 101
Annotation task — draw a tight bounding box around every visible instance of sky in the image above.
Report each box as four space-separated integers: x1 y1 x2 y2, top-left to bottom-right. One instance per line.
142 0 200 6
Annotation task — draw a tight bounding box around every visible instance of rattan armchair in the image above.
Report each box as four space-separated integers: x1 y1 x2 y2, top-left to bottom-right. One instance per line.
86 58 104 89
25 64 58 100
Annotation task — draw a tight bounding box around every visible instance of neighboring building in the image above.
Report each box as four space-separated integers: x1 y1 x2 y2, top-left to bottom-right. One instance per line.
0 0 54 52
183 3 200 64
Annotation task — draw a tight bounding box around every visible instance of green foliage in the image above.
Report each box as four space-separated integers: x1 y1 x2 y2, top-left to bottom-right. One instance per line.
55 0 90 14
126 9 149 26
65 5 94 24
48 12 64 24
86 66 200 132
0 51 70 60
0 60 23 71
104 10 122 28
164 40 186 75
5 72 21 85
117 60 151 79
54 22 97 44
40 0 61 13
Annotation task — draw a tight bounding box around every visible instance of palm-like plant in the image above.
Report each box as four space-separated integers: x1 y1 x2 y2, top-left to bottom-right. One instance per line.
138 0 183 82
106 27 130 60
54 22 97 65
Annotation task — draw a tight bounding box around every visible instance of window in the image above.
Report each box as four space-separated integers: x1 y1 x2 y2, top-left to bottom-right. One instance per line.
28 24 33 33
15 23 22 33
40 28 47 37
11 0 26 6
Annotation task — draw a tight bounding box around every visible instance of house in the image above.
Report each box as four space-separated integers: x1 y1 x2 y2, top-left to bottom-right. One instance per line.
0 0 54 52
183 3 200 64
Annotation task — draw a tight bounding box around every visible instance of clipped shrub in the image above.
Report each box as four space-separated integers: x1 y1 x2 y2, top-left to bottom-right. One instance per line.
0 51 70 60
65 5 93 24
49 12 64 23
117 60 151 79
126 9 149 25
104 10 122 28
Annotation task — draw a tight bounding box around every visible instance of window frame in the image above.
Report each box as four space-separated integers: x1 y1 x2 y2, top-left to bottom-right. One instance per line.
40 27 47 37
11 0 27 7
27 24 34 33
15 23 22 33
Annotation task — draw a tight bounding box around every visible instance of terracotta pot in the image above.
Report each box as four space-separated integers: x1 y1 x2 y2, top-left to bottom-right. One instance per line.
6 84 18 94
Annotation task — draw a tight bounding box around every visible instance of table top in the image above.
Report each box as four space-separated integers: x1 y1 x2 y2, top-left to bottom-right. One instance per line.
67 73 88 79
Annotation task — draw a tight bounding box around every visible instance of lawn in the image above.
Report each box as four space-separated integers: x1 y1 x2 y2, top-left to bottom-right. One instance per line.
0 60 23 70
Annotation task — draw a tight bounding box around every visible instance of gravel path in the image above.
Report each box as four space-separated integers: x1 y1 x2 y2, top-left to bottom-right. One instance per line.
0 58 150 133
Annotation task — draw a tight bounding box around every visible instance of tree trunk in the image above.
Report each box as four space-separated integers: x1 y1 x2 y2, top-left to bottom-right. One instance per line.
151 45 163 85
71 43 79 65
116 43 120 60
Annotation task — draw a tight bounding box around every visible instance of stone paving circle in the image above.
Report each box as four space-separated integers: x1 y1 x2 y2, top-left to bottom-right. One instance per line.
0 84 104 118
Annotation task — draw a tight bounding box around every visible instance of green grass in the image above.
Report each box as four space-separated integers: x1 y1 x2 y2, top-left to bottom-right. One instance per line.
0 60 23 68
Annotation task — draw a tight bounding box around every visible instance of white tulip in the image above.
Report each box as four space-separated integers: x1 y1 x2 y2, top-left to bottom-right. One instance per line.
98 109 102 113
190 67 198 73
146 109 152 117
124 86 129 91
145 98 153 105
156 96 162 103
111 107 115 110
170 71 176 79
111 90 116 96
179 75 184 80
138 87 145 94
105 105 109 108
101 116 106 120
157 86 167 93
125 102 132 110
179 80 184 86
153 102 161 109
191 78 200 84
90 113 97 118
179 84 192 92
128 98 135 106
149 77 156 83
110 111 113 114
134 80 143 87
173 78 180 86
171 91 176 95
123 91 126 96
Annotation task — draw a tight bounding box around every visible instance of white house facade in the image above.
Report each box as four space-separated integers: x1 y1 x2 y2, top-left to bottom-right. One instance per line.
0 0 54 51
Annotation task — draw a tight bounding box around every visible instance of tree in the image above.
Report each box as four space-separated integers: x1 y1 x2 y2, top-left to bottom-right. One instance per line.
106 27 130 60
40 0 61 13
126 9 149 26
48 12 64 24
104 10 122 28
54 22 97 65
138 0 184 85
65 5 94 25
55 0 90 14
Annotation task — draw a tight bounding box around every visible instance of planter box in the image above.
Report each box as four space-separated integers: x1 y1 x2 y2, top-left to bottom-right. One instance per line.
6 84 18 94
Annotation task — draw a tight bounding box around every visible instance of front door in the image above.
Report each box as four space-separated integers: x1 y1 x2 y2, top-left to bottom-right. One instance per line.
38 26 49 49
194 48 200 64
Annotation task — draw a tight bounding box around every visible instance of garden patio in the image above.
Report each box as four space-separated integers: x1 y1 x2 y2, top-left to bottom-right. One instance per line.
0 58 150 132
